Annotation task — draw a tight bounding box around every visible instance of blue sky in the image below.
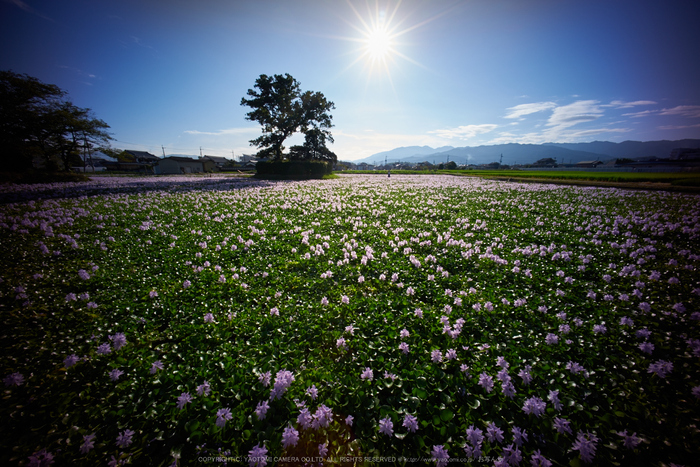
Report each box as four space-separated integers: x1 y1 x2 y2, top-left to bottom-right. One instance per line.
2 0 700 161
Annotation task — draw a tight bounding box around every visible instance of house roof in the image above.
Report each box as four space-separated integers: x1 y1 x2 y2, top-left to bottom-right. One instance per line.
125 150 159 161
165 156 200 163
202 155 229 163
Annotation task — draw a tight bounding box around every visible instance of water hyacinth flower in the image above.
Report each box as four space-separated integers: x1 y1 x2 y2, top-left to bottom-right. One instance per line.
341 295 349 304
639 342 654 354
512 426 528 446
553 417 572 434
572 431 598 463
431 349 443 363
337 337 347 350
361 367 373 381
63 354 80 368
255 400 269 420
177 392 192 409
319 442 328 457
312 404 333 429
109 368 124 381
248 443 268 467
96 343 111 355
269 307 279 316
216 408 232 428
197 380 212 396
270 370 295 400
403 413 418 433
647 360 673 378
345 414 354 426
414 308 423 318
320 296 328 306
27 449 54 466
79 433 96 454
4 372 25 387
486 422 504 444
617 430 641 449
379 416 393 436
116 429 135 448
431 445 449 467
150 360 164 374
182 279 191 289
478 373 494 393
530 450 552 467
306 384 318 400
203 313 215 323
523 396 546 417
109 333 127 350
548 390 562 411
281 425 299 449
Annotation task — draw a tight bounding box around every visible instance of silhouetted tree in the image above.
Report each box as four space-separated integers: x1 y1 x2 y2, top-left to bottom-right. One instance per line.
0 70 112 172
241 73 335 161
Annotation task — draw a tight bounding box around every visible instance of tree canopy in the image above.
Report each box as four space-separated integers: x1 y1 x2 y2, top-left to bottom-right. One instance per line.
0 70 112 173
240 74 336 161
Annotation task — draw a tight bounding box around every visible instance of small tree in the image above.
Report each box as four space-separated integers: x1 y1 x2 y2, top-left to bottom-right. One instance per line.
241 74 335 161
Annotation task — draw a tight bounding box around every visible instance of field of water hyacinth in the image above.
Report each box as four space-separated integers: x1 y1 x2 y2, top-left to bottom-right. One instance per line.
1 174 699 467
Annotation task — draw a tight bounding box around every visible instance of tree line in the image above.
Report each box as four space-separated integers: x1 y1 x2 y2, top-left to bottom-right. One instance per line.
0 70 112 174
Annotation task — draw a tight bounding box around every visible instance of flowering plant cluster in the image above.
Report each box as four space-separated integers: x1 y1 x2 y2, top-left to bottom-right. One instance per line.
0 174 699 465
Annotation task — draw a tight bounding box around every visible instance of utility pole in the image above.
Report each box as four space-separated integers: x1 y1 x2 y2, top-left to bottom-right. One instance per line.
200 147 203 158
499 153 503 166
162 146 166 158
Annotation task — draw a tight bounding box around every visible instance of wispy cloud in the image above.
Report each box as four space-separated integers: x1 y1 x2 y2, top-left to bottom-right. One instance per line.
183 127 260 136
5 0 53 21
658 123 700 131
609 100 657 108
504 102 556 119
546 100 604 129
622 110 656 118
428 124 498 140
658 105 700 118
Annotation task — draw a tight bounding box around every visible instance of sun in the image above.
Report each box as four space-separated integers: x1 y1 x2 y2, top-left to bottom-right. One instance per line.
365 26 393 61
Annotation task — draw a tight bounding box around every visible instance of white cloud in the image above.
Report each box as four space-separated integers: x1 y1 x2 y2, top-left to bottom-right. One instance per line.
183 127 260 136
427 124 498 140
332 129 450 160
659 105 700 118
609 100 657 108
622 110 656 118
504 102 556 119
658 123 700 130
546 100 604 129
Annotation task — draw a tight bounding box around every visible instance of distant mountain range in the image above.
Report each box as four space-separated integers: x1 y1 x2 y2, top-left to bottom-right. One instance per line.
350 139 700 166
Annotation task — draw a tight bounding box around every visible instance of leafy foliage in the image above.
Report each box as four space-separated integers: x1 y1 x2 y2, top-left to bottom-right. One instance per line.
0 174 699 466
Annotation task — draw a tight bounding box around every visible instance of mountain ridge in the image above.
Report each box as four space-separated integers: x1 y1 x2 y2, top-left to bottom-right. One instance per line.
349 139 700 166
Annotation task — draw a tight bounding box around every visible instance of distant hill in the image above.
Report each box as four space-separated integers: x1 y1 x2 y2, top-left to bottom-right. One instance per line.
351 139 700 166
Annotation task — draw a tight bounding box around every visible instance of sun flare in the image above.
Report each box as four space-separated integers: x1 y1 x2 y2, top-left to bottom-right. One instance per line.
365 26 392 61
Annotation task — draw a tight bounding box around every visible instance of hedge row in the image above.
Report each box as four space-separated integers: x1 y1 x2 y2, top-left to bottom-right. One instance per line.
255 160 332 179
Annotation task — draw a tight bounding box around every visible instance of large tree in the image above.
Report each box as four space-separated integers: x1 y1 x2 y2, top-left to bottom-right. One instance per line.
240 73 335 161
0 70 112 172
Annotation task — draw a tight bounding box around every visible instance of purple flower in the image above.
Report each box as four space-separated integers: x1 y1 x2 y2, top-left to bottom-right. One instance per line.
639 342 654 354
63 354 80 368
431 349 443 363
96 343 111 355
553 417 572 434
281 425 299 449
692 386 700 399
403 413 418 433
431 445 449 467
486 422 504 444
530 450 552 467
312 404 333 430
466 425 484 447
116 429 135 448
297 408 313 430
270 370 295 400
617 430 641 449
216 407 232 428
545 333 559 345
79 433 96 454
548 390 562 411
109 333 127 350
109 368 123 381
361 367 374 381
593 324 607 334
379 416 394 436
523 396 546 417
572 431 598 463
150 360 164 374
204 313 215 323
445 349 457 360
502 381 516 399
78 269 90 280
183 279 191 289
512 426 528 446
503 443 522 466
27 449 54 467
177 392 192 409
258 371 271 387
306 384 318 400
400 328 410 338
399 342 409 354
255 400 269 420
345 415 354 426
197 380 211 396
648 360 673 378
518 365 533 385
478 373 494 393
318 442 328 457
248 443 268 467
341 295 349 304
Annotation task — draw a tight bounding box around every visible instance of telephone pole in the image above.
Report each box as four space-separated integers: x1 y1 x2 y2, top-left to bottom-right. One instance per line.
200 147 203 158
162 146 166 158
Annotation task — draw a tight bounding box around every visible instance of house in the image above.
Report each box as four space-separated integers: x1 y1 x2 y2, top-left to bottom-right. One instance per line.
125 150 160 164
155 156 204 174
575 160 602 168
533 158 557 167
200 155 230 170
